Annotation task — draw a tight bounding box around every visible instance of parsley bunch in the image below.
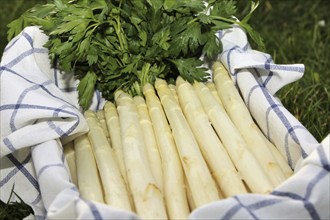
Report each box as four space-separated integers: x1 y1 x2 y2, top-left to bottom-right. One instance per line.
7 0 263 109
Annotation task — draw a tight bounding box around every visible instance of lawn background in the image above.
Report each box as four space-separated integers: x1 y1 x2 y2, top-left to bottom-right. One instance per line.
1 0 329 142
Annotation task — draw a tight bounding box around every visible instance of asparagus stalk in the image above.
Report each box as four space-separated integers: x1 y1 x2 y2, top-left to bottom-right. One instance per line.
143 83 190 219
176 76 247 197
262 135 293 178
212 61 286 187
185 176 196 212
155 78 219 208
85 110 132 211
134 95 164 192
168 83 179 104
96 109 110 143
103 101 128 184
74 134 104 203
63 141 78 187
115 90 167 220
206 82 223 107
194 81 274 194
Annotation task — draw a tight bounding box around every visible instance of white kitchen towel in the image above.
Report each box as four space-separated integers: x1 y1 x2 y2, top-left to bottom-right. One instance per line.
0 26 329 219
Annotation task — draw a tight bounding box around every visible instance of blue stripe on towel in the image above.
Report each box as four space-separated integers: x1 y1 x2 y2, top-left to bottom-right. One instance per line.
0 153 39 191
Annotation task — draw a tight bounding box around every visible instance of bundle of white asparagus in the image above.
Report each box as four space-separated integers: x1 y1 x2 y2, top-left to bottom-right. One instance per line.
63 61 293 220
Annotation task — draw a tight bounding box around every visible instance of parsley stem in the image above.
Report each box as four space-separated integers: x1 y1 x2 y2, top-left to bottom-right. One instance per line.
187 17 198 25
209 15 237 24
113 3 128 64
187 15 236 28
141 62 151 86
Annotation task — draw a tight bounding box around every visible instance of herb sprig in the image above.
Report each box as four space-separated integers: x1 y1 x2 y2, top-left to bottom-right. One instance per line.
7 0 263 109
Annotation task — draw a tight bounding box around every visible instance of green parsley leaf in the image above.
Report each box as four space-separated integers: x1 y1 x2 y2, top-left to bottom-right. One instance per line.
7 0 264 109
169 58 210 83
210 0 237 18
77 70 97 110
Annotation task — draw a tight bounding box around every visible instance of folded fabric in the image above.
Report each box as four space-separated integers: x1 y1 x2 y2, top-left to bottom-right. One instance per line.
0 26 329 219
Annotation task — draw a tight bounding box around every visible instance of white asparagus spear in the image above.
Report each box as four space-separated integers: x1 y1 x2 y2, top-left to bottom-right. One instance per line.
143 83 189 220
176 76 247 197
103 101 135 211
254 122 293 179
168 83 179 103
63 141 78 187
169 82 225 209
206 81 223 107
74 134 104 203
212 61 286 187
262 135 293 178
103 101 128 184
96 109 110 143
115 90 167 220
194 81 274 194
185 176 195 212
84 110 132 211
134 95 164 191
155 78 219 208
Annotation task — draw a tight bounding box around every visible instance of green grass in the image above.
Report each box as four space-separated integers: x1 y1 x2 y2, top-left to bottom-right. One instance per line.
1 0 329 142
237 0 330 142
0 0 48 51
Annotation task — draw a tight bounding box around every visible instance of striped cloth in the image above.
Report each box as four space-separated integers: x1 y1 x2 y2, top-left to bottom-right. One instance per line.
0 26 329 219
